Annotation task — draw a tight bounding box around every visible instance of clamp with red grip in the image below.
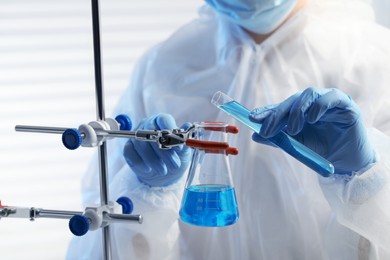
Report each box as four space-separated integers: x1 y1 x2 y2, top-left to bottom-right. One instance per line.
184 122 239 156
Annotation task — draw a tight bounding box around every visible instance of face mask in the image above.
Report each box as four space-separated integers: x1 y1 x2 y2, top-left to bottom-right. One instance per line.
205 0 298 35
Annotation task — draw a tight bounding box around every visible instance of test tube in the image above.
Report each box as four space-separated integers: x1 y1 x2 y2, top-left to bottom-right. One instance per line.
211 91 334 177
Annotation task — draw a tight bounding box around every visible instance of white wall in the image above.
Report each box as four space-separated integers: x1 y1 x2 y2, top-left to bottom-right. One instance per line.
0 0 200 259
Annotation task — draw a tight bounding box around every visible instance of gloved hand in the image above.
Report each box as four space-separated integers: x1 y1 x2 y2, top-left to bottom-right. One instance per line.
123 113 192 186
249 87 376 175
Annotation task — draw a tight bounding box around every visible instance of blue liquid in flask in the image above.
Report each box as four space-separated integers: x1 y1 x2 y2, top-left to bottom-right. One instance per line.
217 100 334 177
179 185 239 227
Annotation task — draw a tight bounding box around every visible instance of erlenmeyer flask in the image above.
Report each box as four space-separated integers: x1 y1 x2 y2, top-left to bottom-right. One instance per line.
179 127 239 227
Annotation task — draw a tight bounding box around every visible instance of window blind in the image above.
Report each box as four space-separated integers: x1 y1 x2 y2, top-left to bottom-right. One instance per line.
0 0 199 259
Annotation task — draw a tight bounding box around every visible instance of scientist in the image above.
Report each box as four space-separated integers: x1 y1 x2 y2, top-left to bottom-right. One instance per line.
68 0 390 259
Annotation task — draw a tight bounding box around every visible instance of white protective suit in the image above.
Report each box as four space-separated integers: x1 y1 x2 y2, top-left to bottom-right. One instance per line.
67 0 390 259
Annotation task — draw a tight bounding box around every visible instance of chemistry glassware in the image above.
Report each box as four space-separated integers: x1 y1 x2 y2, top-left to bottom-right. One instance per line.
211 91 335 177
179 124 239 227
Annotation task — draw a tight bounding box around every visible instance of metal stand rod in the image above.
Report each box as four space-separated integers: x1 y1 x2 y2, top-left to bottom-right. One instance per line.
91 0 111 259
0 207 142 224
105 213 143 224
35 209 143 224
15 125 142 139
15 125 67 134
15 125 162 140
98 145 111 260
35 209 82 219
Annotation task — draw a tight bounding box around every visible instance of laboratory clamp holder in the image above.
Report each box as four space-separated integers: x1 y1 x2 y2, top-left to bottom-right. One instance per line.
0 116 239 238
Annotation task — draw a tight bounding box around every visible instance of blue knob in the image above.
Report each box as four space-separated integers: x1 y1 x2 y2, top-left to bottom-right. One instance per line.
62 128 82 150
115 114 132 131
69 215 89 236
116 196 134 214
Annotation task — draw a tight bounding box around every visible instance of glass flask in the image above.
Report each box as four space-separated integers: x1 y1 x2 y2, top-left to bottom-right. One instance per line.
179 125 239 227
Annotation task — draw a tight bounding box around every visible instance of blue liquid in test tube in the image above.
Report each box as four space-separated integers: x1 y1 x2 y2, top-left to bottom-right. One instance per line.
211 91 334 177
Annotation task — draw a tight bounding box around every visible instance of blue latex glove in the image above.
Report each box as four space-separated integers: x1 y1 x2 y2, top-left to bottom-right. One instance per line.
123 113 192 186
249 87 376 175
